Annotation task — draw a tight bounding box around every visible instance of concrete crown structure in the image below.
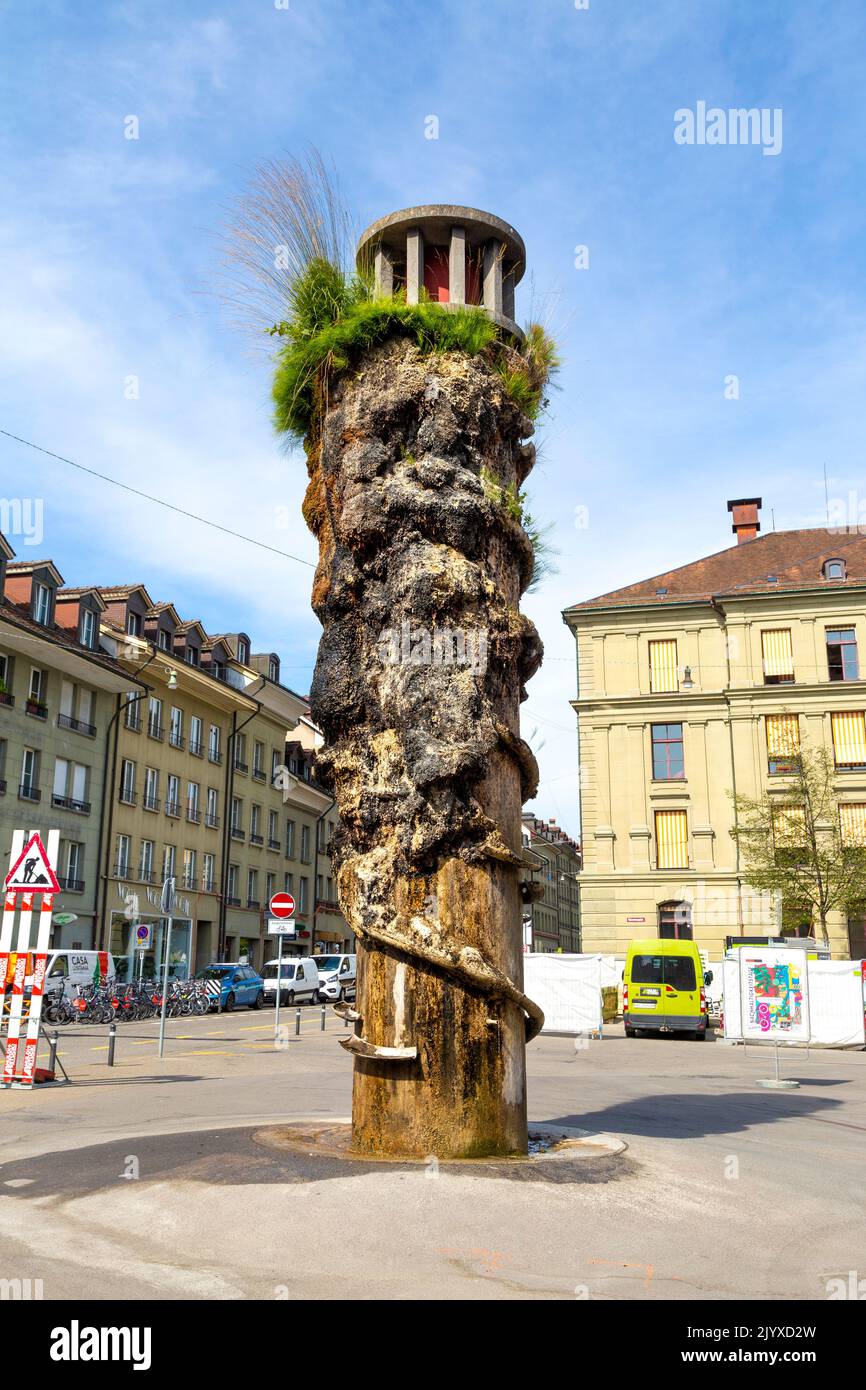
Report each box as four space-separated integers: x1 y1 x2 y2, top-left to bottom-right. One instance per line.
356 204 526 339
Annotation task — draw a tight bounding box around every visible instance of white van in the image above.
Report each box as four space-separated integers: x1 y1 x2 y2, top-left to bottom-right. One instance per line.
23 950 116 999
261 957 320 1005
315 954 356 1002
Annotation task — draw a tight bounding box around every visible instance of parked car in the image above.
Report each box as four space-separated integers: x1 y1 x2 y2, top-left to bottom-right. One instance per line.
196 962 265 1012
314 954 356 1002
622 939 711 1039
261 957 320 1006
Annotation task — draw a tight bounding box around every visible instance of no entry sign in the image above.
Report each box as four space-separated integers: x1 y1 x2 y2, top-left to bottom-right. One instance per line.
269 892 295 920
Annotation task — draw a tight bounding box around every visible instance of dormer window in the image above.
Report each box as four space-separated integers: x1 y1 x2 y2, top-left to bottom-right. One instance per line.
158 628 171 652
127 612 142 637
80 609 96 649
824 558 846 581
268 656 280 682
185 646 200 666
33 583 51 626
237 637 250 664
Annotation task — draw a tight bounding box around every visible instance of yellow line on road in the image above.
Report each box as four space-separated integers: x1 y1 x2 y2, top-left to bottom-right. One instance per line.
189 1049 232 1056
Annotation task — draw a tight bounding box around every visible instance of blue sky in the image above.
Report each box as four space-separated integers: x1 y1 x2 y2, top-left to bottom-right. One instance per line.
2 0 865 836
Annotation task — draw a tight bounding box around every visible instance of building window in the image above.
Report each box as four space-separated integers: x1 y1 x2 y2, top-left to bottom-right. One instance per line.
127 611 142 637
839 803 866 848
206 787 219 827
185 646 200 666
208 724 221 762
33 583 51 625
823 558 846 580
231 797 243 835
148 696 163 739
119 759 136 804
187 782 200 820
166 774 180 817
286 820 295 857
300 825 311 862
826 628 859 682
648 639 678 694
115 834 131 878
163 845 176 880
20 747 39 798
299 876 309 912
284 873 294 895
761 628 794 684
831 711 866 769
182 849 196 890
766 713 800 775
269 656 279 682
237 637 250 664
169 706 184 749
651 723 684 780
144 767 159 811
658 901 692 940
203 853 215 893
247 868 258 906
140 840 154 882
158 628 171 652
772 805 806 864
655 809 688 869
80 608 96 649
124 693 142 731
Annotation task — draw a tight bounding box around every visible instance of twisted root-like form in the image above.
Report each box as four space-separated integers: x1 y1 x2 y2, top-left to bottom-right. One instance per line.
305 334 544 1157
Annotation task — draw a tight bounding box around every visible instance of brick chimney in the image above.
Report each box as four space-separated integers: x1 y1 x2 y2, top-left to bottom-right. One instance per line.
727 496 762 544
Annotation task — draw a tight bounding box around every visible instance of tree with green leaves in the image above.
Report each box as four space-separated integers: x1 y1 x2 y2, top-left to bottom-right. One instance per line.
732 745 866 946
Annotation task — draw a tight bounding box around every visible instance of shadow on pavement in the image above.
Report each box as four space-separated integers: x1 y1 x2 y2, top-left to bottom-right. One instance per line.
547 1087 844 1140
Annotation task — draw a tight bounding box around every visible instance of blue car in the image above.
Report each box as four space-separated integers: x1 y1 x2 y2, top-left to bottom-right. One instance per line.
197 962 265 1012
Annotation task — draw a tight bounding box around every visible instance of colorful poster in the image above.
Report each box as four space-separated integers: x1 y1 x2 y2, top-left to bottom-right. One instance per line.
739 948 810 1042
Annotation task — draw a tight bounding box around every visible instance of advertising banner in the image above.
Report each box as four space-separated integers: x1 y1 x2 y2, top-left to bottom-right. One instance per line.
739 948 810 1043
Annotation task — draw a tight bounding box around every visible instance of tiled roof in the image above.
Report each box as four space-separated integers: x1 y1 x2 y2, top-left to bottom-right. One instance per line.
566 527 866 611
0 597 141 682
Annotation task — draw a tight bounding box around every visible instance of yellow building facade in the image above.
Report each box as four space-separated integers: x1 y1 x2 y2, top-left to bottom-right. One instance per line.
563 500 866 958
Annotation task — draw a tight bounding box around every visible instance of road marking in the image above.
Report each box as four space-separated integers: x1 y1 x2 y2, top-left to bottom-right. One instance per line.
189 1049 232 1056
238 1024 273 1032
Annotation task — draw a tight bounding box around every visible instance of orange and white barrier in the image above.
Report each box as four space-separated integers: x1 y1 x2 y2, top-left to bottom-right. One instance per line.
1 829 59 1089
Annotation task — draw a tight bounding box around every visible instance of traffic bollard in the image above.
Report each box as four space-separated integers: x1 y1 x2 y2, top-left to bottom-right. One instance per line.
295 1007 301 1037
47 1030 59 1072
321 1004 326 1031
107 1022 117 1067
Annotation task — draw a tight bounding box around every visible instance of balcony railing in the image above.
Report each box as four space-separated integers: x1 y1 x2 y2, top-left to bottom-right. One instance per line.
18 784 41 802
250 832 263 846
246 898 260 910
267 837 280 851
208 748 222 764
230 825 245 840
52 794 91 815
165 800 181 818
125 713 142 732
118 786 136 806
225 895 241 908
205 812 220 829
147 720 164 741
25 698 47 719
189 739 203 757
114 860 131 878
58 712 96 737
252 767 266 782
181 874 196 890
138 869 155 884
233 759 248 774
59 876 85 893
202 878 216 894
169 731 184 750
0 691 14 708
186 806 201 823
143 793 160 812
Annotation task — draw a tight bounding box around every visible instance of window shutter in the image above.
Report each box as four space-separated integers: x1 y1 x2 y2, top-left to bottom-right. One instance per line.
649 639 678 693
765 714 800 756
761 629 794 678
840 803 866 847
831 711 866 766
773 804 806 846
655 809 688 868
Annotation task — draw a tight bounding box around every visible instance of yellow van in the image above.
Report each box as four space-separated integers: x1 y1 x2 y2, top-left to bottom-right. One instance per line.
623 939 711 1040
